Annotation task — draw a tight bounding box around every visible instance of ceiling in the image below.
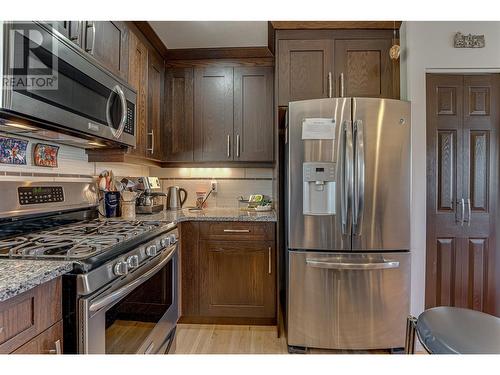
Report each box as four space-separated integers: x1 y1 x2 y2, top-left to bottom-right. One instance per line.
148 21 268 49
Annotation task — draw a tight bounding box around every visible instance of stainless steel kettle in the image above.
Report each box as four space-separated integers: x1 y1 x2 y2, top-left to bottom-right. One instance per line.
166 186 188 210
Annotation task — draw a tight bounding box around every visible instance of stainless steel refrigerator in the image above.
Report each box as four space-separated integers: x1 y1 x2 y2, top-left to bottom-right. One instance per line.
286 97 411 351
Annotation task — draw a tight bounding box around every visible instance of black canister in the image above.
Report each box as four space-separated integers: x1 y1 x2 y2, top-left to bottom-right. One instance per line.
104 192 121 218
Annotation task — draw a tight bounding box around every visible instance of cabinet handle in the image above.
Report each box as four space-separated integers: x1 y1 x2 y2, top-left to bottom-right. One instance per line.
84 22 95 54
236 134 240 158
223 229 250 233
48 339 62 354
466 197 472 226
458 198 465 226
227 135 231 158
328 72 333 98
268 247 272 274
147 130 154 154
340 73 345 97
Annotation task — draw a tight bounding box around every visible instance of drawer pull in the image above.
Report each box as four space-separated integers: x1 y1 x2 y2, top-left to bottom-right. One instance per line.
268 247 272 274
223 229 250 233
48 339 62 354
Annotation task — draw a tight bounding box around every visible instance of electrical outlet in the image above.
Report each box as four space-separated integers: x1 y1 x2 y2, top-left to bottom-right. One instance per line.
210 180 218 193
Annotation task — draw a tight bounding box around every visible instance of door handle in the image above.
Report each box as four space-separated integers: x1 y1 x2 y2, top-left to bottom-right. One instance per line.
306 259 399 270
236 134 240 158
459 198 465 226
339 73 345 97
353 119 365 236
147 130 154 154
466 197 471 226
328 72 333 98
227 135 231 158
84 21 95 54
344 121 354 236
106 85 127 139
48 339 62 354
268 247 272 274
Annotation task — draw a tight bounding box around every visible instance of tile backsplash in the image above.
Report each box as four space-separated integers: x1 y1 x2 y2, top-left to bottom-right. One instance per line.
150 167 274 209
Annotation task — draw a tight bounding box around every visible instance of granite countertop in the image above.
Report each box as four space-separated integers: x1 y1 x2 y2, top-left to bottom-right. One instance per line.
0 260 73 302
136 207 277 223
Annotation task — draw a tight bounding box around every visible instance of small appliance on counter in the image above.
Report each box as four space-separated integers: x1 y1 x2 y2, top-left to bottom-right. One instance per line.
166 186 188 210
124 177 166 214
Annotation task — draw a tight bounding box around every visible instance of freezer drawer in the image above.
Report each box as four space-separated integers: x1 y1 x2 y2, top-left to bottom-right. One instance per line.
287 251 410 350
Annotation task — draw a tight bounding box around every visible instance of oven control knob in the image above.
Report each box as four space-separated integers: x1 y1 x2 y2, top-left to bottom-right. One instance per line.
126 255 140 269
146 244 158 257
113 261 129 276
169 234 177 244
160 237 170 247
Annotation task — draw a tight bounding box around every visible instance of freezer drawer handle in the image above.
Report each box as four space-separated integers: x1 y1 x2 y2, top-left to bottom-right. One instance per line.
305 259 400 270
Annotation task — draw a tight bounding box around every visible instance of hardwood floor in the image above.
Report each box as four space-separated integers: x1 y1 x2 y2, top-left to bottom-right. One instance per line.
173 324 415 354
106 320 156 354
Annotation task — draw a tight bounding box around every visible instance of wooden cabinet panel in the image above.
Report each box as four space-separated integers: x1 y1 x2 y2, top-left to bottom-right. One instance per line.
13 321 63 354
199 240 275 318
194 67 234 161
147 50 165 161
127 31 148 157
437 130 457 212
0 278 62 354
165 68 194 162
180 222 200 317
277 39 333 106
334 39 395 98
86 21 129 80
234 67 273 162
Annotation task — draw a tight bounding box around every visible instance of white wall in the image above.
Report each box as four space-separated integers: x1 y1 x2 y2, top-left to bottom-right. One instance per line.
401 21 500 315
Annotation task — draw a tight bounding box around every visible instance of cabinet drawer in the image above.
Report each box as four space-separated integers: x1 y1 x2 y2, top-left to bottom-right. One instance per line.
0 277 62 354
12 320 63 354
199 222 275 241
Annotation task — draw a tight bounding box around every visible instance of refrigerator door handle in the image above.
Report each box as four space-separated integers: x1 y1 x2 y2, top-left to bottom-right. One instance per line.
342 120 354 236
305 259 400 270
353 119 365 236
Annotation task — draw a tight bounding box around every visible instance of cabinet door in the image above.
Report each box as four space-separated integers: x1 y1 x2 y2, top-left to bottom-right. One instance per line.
165 68 194 162
277 39 333 106
199 240 276 318
147 51 165 161
127 31 148 158
52 21 82 46
84 21 129 80
334 39 396 98
234 67 274 162
12 321 63 354
194 67 234 161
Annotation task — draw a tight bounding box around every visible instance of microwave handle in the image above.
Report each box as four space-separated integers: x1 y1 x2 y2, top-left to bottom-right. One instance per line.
106 85 127 139
88 245 176 313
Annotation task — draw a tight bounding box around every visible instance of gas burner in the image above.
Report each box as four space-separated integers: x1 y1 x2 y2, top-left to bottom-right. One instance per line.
0 219 162 260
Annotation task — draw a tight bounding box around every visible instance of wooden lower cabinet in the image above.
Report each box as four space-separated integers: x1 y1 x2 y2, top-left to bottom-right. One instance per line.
180 221 276 324
0 277 63 354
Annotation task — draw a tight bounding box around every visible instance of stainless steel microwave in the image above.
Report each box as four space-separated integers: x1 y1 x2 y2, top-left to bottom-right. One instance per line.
0 21 136 148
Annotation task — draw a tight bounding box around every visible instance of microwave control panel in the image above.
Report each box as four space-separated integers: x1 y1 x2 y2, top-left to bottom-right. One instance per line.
124 103 135 135
18 186 64 205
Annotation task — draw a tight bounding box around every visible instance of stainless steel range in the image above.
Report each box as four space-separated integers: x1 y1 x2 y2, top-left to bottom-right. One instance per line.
0 180 179 354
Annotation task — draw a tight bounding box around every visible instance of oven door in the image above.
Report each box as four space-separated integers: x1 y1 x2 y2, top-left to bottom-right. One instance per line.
1 21 136 147
79 245 179 354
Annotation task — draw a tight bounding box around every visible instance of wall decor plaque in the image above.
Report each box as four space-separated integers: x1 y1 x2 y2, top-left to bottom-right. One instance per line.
0 136 28 165
454 32 485 48
33 143 59 167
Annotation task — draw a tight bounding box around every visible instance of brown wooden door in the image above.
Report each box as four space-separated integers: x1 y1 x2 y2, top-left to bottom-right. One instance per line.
334 39 396 98
147 50 165 161
277 39 334 106
165 68 194 162
426 74 498 315
84 21 129 80
127 31 148 158
234 67 274 162
199 240 276 318
193 67 234 161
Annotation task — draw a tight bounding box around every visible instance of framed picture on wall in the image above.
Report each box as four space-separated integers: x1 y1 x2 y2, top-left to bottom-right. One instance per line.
0 136 28 165
33 143 59 167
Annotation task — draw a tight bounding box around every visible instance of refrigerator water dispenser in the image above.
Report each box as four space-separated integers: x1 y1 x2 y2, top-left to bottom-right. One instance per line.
303 162 336 215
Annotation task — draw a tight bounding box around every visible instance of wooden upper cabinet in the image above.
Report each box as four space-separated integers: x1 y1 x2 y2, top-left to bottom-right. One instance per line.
127 31 148 157
334 38 396 98
147 50 165 161
165 68 194 162
277 39 333 106
234 67 274 162
194 67 234 162
83 21 129 80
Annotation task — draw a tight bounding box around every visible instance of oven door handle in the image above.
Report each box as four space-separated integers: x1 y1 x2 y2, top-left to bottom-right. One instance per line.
89 246 176 313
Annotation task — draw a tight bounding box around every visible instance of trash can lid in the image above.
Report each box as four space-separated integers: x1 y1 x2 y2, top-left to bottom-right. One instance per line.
416 306 500 354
